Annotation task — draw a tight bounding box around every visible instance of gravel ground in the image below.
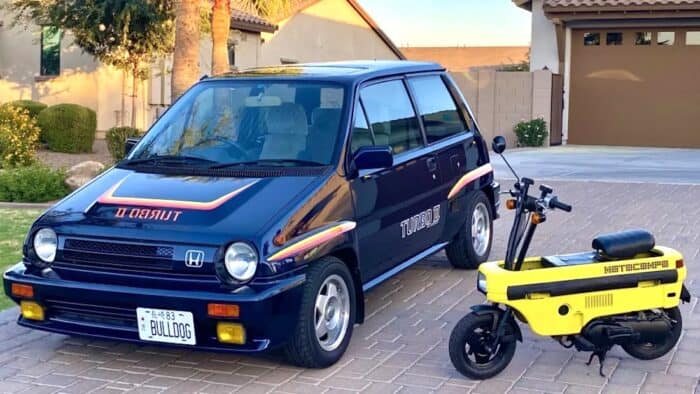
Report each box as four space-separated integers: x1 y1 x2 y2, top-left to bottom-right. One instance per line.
36 139 114 170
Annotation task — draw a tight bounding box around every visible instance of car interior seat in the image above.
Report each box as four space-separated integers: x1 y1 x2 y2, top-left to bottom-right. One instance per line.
260 103 309 161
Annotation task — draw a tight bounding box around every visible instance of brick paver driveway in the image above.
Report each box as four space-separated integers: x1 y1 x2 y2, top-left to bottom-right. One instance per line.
1 181 699 394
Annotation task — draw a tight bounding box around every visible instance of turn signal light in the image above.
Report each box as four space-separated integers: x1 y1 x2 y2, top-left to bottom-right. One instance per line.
11 283 34 298
676 259 684 268
208 303 240 318
531 213 545 224
217 322 246 344
506 199 516 210
20 301 44 321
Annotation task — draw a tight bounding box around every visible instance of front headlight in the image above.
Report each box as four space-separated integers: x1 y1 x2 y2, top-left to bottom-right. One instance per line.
33 228 57 263
224 242 258 282
477 272 487 293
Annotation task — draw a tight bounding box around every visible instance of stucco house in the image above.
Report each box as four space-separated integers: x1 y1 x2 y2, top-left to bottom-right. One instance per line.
516 0 700 148
0 0 403 131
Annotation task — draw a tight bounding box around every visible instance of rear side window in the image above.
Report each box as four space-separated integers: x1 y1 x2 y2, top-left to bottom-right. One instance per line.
408 75 467 143
360 80 422 155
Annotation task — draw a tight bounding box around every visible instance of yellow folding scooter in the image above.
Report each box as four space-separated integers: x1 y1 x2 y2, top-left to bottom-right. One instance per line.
449 136 691 380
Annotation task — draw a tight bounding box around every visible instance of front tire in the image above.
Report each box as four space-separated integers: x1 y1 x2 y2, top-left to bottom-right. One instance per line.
446 191 493 269
622 307 682 360
449 312 517 380
284 256 356 368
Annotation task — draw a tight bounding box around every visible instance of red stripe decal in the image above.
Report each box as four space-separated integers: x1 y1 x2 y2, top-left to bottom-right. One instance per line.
98 179 258 210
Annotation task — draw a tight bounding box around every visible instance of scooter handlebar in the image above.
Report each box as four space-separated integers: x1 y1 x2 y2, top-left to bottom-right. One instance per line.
548 196 572 212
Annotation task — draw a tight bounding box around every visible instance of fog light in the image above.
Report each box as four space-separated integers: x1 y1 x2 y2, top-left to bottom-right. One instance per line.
11 283 34 298
208 303 240 318
20 301 44 321
217 322 246 344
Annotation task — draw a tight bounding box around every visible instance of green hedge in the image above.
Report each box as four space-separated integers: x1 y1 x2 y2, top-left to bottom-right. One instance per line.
514 118 548 147
106 126 142 161
37 104 97 153
0 164 69 202
2 100 47 119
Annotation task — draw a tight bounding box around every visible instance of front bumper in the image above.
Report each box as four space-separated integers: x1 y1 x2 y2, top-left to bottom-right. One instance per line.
3 263 305 352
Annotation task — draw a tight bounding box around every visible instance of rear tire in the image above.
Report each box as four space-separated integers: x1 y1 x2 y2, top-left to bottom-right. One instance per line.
622 307 682 360
284 256 356 368
446 191 493 269
449 312 517 380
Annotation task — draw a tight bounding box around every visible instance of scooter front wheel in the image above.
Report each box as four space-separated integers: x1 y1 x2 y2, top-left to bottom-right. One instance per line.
449 312 517 380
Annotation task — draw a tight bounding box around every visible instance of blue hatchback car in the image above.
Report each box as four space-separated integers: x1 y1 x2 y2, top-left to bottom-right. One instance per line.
4 61 499 367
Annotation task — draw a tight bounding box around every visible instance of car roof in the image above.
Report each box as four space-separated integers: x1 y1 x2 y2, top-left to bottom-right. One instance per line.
211 60 445 83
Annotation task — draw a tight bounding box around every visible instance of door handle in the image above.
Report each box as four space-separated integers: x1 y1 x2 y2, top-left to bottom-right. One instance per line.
426 157 438 172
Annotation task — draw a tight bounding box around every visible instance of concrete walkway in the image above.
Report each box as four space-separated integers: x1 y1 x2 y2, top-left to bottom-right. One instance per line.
490 145 700 185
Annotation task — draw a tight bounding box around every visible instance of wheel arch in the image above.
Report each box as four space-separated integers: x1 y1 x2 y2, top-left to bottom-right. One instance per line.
329 247 365 324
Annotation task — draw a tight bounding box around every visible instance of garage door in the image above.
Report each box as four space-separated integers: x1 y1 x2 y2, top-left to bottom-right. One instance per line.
569 28 700 148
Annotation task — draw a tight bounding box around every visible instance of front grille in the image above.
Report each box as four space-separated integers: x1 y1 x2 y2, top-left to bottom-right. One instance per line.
46 299 137 331
64 239 173 258
60 238 173 272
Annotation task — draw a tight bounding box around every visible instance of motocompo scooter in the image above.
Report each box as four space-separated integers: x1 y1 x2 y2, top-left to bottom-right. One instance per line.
449 136 691 380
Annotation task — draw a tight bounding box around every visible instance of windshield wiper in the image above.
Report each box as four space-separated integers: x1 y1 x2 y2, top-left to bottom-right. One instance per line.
123 155 217 167
210 159 325 169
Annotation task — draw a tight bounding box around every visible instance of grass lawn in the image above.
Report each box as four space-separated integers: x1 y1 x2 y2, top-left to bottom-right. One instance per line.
0 208 42 309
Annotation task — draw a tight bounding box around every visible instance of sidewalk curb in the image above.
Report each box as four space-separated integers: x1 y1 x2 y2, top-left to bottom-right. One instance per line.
0 202 53 209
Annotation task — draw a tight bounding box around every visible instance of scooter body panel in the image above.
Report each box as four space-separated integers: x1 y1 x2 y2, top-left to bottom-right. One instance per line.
479 246 686 336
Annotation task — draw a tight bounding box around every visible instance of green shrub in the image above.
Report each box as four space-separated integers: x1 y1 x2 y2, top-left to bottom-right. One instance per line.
0 164 69 202
106 126 142 161
37 104 97 153
2 100 47 119
0 105 40 167
514 118 548 147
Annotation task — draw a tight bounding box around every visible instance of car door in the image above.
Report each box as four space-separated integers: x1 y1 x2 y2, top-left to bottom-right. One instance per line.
348 78 443 282
406 74 478 240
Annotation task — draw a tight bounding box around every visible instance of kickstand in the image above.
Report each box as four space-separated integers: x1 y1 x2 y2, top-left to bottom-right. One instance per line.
585 349 609 377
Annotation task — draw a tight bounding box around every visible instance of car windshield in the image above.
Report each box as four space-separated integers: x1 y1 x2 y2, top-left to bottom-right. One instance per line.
127 80 346 168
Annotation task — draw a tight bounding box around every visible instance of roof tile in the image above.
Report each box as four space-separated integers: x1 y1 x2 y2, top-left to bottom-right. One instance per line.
546 0 700 6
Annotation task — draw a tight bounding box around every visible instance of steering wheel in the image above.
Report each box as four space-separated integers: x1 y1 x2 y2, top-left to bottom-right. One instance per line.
192 136 249 159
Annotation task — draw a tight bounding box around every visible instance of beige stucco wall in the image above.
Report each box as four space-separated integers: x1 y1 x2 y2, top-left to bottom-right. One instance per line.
450 69 553 147
0 16 150 131
529 0 559 73
259 0 399 65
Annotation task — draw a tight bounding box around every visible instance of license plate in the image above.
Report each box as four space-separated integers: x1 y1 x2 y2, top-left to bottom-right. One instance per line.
136 307 196 345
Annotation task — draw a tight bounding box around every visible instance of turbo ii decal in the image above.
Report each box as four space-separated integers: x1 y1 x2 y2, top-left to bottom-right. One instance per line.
400 205 441 239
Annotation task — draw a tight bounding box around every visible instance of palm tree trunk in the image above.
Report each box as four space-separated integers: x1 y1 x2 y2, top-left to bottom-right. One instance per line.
172 0 201 101
131 63 139 128
211 0 231 75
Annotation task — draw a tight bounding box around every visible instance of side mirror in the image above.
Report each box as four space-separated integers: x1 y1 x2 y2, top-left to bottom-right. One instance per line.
353 145 393 171
124 137 140 157
492 136 506 154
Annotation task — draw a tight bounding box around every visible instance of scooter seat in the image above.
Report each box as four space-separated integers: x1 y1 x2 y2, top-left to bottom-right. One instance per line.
542 252 603 267
592 229 655 259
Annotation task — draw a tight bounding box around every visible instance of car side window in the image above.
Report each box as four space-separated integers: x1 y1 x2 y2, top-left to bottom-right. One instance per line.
350 101 373 154
408 75 467 143
360 80 423 155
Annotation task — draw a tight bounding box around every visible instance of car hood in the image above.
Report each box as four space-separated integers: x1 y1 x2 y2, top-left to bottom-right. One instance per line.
41 167 329 246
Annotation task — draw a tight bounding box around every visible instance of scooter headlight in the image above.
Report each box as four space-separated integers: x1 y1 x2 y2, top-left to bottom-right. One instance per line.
33 228 57 263
224 242 258 282
477 272 487 294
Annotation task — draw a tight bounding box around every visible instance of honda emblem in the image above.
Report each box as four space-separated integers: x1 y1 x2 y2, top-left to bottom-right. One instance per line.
185 250 205 268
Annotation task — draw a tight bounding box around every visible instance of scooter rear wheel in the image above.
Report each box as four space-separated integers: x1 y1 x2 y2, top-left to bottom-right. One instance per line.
621 307 682 360
449 312 517 380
